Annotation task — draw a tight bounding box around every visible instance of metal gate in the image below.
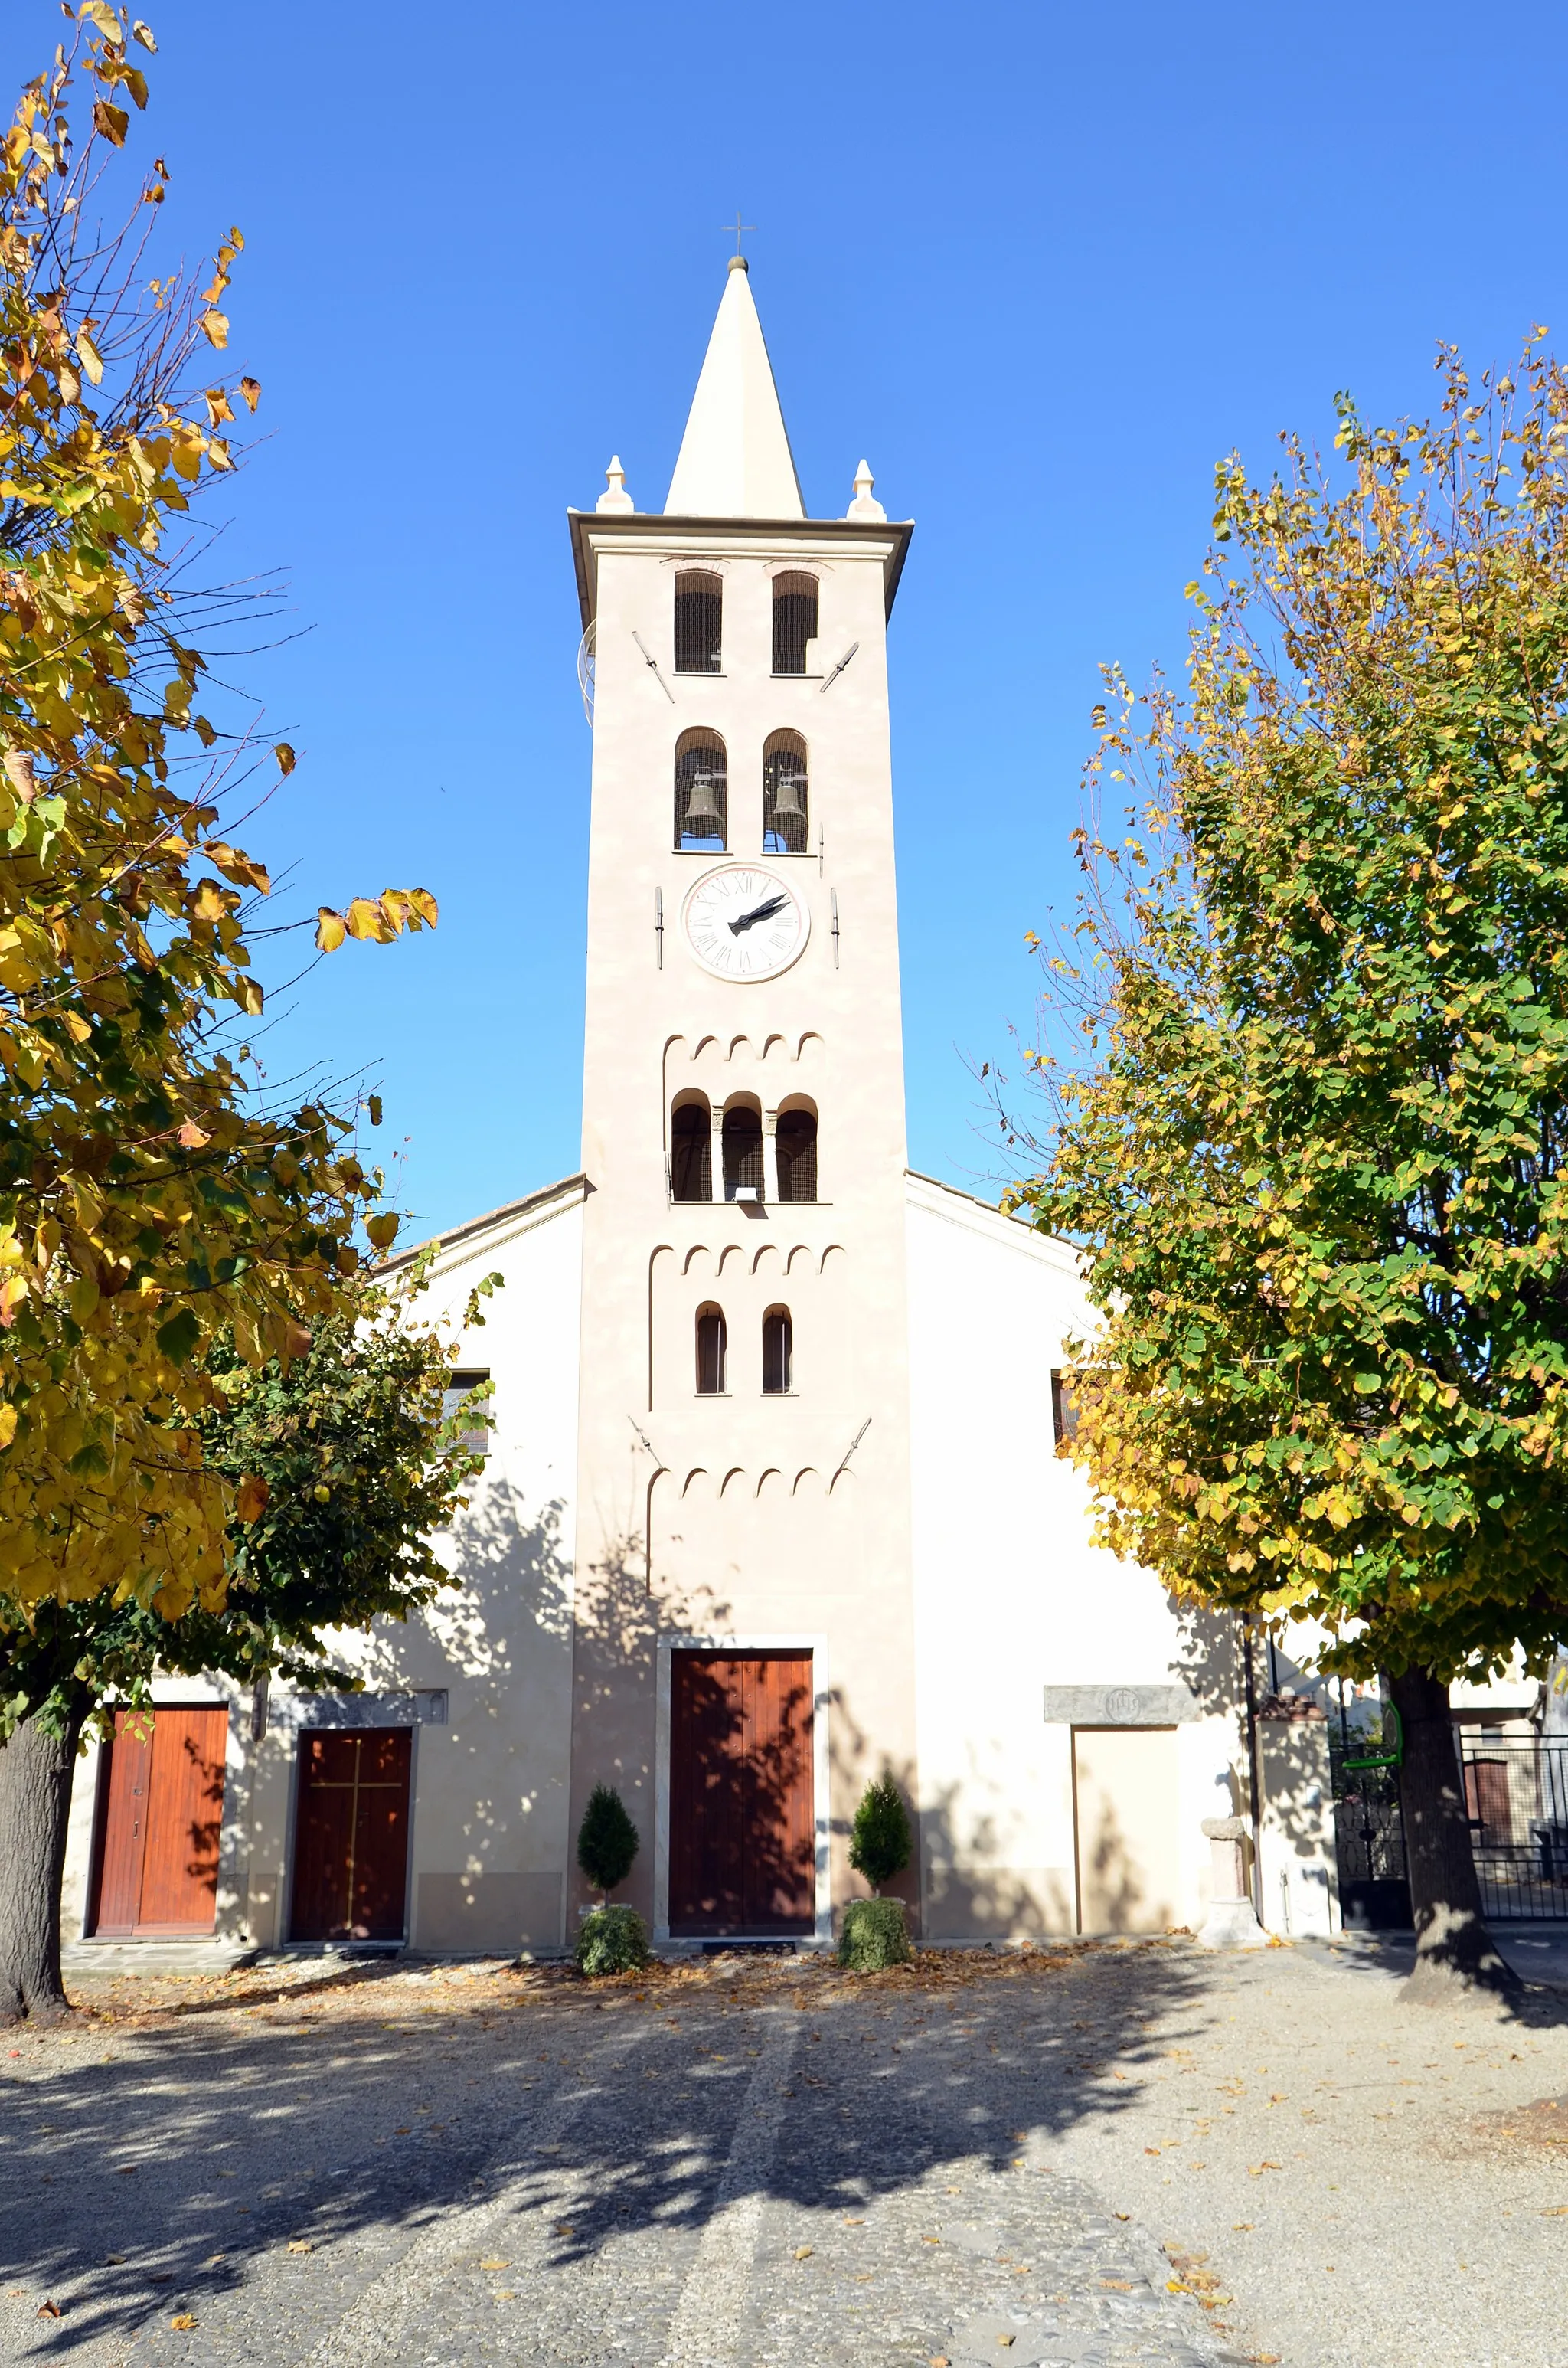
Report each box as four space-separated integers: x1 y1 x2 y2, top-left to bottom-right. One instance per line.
1457 1731 1568 1920
1329 1739 1412 1929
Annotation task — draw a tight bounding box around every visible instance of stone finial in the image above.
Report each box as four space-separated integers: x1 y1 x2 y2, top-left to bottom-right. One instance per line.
1197 1817 1269 1951
596 455 635 514
845 458 886 521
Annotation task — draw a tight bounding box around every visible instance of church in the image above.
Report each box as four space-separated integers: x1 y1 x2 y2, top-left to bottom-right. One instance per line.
60 262 1351 1959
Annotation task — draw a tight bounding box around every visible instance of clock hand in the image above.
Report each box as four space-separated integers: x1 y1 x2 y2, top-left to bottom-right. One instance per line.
729 894 788 937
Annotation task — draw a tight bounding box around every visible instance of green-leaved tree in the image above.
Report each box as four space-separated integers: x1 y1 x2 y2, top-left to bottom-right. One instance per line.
1009 342 1568 1994
0 1260 498 2020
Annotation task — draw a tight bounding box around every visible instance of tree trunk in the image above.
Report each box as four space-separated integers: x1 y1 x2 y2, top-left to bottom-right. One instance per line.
0 1709 84 2023
1386 1666 1517 2000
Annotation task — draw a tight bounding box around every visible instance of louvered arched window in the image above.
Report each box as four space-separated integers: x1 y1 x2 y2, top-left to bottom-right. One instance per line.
675 731 727 852
762 1307 793 1395
695 1305 727 1395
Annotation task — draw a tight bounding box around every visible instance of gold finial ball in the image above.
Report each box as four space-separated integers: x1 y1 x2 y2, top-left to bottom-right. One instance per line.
727 253 749 273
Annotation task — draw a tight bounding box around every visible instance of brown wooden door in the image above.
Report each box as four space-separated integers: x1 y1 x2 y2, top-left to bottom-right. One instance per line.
668 1652 814 1936
289 1729 413 1941
1465 1758 1511 1843
88 1707 227 1938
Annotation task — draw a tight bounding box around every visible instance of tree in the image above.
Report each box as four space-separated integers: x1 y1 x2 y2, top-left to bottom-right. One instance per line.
576 1782 639 1904
1008 342 1568 1994
848 1771 912 1894
0 1259 498 2020
0 17 436 2008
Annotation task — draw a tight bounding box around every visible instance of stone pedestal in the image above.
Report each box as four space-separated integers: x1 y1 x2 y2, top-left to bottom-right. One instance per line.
1197 1816 1268 1949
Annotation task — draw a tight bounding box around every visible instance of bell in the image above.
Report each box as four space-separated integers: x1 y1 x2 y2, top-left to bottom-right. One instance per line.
683 763 724 832
769 764 806 828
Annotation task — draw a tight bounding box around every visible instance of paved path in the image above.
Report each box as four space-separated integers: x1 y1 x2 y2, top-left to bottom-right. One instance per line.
0 1953 1251 2368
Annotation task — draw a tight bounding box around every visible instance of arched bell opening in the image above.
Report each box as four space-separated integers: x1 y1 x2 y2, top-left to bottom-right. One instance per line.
670 1094 712 1202
771 571 818 676
721 1097 763 1202
675 570 723 675
763 730 809 857
775 1098 818 1202
675 729 727 852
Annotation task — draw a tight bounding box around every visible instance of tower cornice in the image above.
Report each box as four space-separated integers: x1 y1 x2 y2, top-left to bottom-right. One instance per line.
566 510 913 632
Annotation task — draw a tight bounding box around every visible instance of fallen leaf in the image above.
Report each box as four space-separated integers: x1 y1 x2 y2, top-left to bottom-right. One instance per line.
479 2258 509 2272
998 2340 1015 2352
793 2244 813 2259
286 2240 312 2255
36 2301 62 2318
170 2314 198 2331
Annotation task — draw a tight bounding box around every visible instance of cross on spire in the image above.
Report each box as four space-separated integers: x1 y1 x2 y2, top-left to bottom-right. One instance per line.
724 211 756 258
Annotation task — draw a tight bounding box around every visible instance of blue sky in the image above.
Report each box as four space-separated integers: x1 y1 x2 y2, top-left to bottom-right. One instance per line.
8 2 1567 1233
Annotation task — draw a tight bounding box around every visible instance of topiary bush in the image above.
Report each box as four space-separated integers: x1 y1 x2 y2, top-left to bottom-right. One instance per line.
577 1903 651 1978
577 1781 639 1902
848 1771 913 1892
838 1895 913 1972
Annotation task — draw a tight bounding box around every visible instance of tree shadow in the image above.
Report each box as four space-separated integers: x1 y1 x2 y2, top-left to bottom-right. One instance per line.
0 1941 1226 2357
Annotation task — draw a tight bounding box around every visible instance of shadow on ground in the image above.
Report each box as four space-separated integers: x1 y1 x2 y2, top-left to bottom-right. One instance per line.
0 1941 1220 2358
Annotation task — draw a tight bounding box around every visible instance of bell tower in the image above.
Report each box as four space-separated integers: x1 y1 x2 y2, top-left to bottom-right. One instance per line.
566 259 918 1942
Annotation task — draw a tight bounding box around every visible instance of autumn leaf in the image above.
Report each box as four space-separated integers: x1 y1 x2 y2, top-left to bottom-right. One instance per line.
93 100 129 146
365 1212 400 1251
169 2316 198 2332
234 1475 270 1523
132 18 157 48
240 375 261 411
200 308 228 349
273 740 295 775
315 907 346 953
368 1094 383 1126
176 1120 211 1150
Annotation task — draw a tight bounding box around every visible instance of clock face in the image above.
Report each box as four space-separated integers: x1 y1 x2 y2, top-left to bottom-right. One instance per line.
681 864 810 983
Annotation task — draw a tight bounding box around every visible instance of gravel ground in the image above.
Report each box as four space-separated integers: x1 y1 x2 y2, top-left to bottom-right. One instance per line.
2 1938 1565 2368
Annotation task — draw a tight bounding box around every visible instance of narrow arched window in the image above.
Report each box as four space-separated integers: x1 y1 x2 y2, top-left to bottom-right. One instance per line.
695 1304 727 1395
775 1104 818 1202
675 732 727 852
721 1101 763 1202
762 1306 793 1395
675 571 723 674
763 731 809 856
772 572 818 675
670 1098 711 1202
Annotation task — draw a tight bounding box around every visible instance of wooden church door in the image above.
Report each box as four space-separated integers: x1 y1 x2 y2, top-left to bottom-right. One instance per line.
89 1706 229 1937
668 1652 815 1935
289 1729 413 1942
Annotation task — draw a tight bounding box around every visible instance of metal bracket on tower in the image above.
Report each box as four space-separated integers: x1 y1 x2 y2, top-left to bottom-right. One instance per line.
655 886 664 969
631 630 677 703
819 642 858 694
818 824 825 877
830 888 840 968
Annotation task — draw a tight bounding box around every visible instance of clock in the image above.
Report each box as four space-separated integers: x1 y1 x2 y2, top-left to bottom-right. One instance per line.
680 863 810 982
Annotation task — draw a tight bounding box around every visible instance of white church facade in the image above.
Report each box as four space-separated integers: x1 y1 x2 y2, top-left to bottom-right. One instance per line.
60 263 1359 1958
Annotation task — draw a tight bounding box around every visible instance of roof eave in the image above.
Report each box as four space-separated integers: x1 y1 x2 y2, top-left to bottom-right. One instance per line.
566 510 913 632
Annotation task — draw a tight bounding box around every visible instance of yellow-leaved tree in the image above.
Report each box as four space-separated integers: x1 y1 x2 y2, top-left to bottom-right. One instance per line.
0 7 435 2016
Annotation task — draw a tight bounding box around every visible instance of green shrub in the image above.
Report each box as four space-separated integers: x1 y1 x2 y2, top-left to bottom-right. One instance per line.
848 1771 913 1892
838 1895 913 1972
577 1781 639 1900
577 1903 650 1978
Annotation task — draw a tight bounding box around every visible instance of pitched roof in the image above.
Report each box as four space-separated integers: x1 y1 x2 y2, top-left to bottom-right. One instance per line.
665 260 804 520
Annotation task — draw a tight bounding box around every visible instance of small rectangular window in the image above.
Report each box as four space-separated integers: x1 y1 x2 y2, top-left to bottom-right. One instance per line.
443 1368 492 1456
1050 1370 1078 1448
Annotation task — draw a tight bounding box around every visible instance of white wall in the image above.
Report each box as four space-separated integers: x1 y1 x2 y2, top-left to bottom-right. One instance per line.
905 1173 1244 1938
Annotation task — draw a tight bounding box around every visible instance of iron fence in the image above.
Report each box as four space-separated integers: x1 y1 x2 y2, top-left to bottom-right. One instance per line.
1457 1730 1568 1921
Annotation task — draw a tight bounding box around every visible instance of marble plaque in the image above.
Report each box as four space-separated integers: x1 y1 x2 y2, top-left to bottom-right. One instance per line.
1041 1682 1201 1725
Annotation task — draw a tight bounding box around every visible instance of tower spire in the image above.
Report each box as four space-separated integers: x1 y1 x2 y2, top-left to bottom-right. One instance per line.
664 264 804 520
